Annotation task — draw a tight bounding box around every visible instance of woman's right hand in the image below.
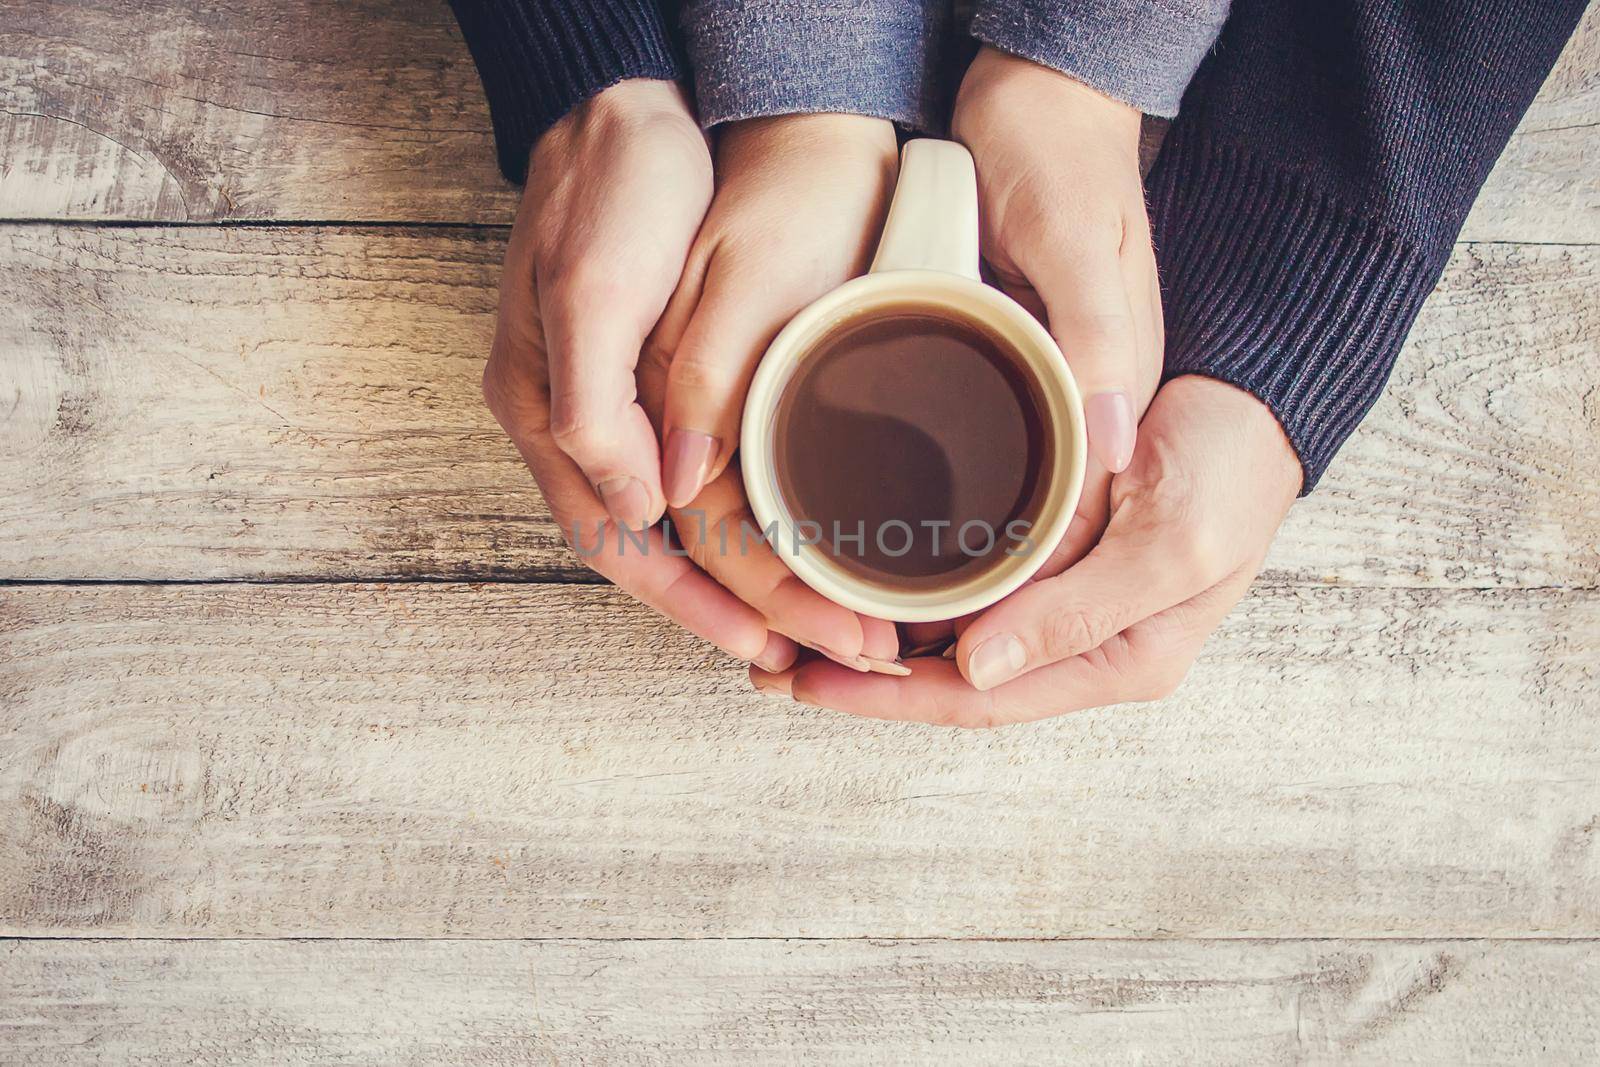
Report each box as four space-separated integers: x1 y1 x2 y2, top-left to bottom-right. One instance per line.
640 113 909 670
482 79 797 671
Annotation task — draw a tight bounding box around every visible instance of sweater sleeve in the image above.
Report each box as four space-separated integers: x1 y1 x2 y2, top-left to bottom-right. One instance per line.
1145 0 1587 492
679 0 951 131
448 0 684 184
969 0 1232 117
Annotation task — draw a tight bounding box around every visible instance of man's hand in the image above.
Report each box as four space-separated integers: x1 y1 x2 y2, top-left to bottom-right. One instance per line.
753 377 1304 725
483 79 796 672
503 79 709 532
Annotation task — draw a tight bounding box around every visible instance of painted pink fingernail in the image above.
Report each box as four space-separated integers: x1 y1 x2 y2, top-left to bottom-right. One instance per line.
807 643 870 673
862 656 912 677
965 633 1027 691
596 476 652 531
755 633 799 673
1085 391 1136 474
663 429 719 508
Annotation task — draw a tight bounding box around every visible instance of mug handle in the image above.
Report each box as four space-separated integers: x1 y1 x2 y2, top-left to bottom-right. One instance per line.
868 139 982 281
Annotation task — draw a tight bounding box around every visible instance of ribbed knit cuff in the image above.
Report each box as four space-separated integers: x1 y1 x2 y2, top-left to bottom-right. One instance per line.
681 0 950 132
1146 127 1442 493
970 0 1229 117
449 0 683 184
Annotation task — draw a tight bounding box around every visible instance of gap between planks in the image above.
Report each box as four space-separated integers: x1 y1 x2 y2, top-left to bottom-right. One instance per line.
2 216 1599 250
4 935 1600 944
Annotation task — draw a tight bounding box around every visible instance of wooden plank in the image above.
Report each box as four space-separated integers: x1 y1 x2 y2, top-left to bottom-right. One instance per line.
1 938 1596 1065
0 0 515 223
1 0 1596 241
2 226 1596 586
1 582 1595 939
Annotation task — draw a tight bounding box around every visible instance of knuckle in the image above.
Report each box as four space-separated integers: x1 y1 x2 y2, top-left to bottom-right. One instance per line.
1122 461 1227 574
543 259 633 308
1140 482 1224 580
481 351 510 417
667 350 726 395
1036 602 1115 661
481 343 543 430
545 400 608 457
556 518 587 554
639 336 675 379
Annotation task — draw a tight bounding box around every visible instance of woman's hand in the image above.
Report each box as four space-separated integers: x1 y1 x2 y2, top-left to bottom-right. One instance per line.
652 113 901 506
952 47 1164 572
639 113 907 668
482 79 797 672
753 377 1304 725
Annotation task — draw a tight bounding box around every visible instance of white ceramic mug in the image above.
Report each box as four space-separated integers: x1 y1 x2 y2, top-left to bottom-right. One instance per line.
740 139 1087 623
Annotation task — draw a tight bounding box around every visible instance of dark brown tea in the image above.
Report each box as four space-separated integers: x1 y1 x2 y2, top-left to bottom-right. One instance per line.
771 306 1051 588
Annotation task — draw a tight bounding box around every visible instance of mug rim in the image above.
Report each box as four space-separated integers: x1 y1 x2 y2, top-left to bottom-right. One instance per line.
739 269 1087 624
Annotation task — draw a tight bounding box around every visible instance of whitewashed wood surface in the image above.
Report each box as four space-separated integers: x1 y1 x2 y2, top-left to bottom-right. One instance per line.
2 0 1596 239
1 0 1597 1061
2 581 1596 939
2 228 1596 587
3 939 1597 1066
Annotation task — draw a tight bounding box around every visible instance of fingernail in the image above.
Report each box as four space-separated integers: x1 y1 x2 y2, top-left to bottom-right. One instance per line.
809 644 870 673
965 633 1027 691
754 681 788 698
941 644 957 660
755 633 799 673
664 429 719 508
596 476 652 531
1085 391 1135 474
863 656 912 677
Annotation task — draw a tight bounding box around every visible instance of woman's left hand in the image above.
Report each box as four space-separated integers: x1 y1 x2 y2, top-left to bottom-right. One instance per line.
752 376 1304 725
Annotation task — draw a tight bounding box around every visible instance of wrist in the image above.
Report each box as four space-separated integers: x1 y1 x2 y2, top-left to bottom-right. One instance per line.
583 78 698 126
717 113 899 174
721 113 897 154
1168 374 1305 504
531 79 701 169
955 46 1141 142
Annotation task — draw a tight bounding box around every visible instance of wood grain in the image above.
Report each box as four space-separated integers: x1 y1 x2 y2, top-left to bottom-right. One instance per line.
3 226 1596 586
1 0 1596 241
4 2 1596 1057
0 0 514 223
2 938 1597 1065
2 581 1595 939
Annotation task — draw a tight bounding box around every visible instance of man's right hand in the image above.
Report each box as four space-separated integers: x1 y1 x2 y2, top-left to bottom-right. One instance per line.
482 79 797 672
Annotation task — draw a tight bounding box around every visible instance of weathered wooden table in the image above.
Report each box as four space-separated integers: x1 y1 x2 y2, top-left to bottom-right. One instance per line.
2 2 1597 1062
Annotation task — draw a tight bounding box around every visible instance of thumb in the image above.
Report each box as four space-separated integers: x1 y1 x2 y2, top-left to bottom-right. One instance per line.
954 500 1194 691
659 249 819 508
